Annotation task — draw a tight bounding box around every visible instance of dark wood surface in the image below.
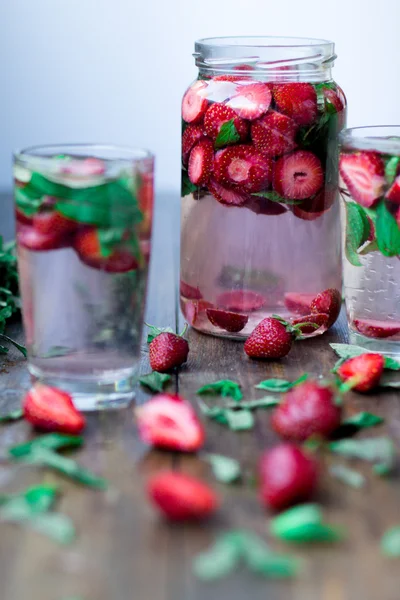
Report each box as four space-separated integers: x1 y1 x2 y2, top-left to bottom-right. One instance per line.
0 192 399 600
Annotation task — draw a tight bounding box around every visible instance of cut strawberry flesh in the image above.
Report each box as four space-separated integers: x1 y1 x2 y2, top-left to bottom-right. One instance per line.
206 308 248 332
273 150 323 200
204 103 248 142
273 83 318 127
291 313 329 335
386 175 400 205
182 125 205 165
339 152 385 208
216 290 265 312
208 178 249 206
214 145 273 193
284 292 315 315
182 81 208 124
310 288 341 328
226 82 272 120
251 111 298 157
180 280 203 300
184 299 214 326
188 139 214 186
353 318 400 339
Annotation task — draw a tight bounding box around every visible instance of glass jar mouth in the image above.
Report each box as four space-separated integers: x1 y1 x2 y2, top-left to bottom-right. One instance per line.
340 126 400 154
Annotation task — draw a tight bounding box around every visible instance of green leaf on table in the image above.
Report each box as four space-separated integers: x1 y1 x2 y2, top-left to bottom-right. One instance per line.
381 526 400 557
255 373 308 393
251 190 301 205
344 201 371 267
145 324 174 344
379 372 400 388
330 344 400 370
139 372 171 393
10 511 75 545
376 199 400 257
197 380 243 402
329 436 395 475
242 532 299 578
385 156 400 186
197 401 229 425
0 334 27 357
0 408 23 422
227 396 280 410
270 503 343 543
342 412 384 429
225 409 254 431
214 119 240 149
329 464 366 488
193 531 243 580
205 454 242 483
9 433 83 458
181 171 199 196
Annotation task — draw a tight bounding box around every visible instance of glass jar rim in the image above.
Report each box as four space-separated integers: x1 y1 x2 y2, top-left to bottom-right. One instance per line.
340 126 400 154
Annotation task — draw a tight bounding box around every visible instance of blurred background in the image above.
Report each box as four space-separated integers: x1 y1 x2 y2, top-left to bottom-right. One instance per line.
1 0 399 196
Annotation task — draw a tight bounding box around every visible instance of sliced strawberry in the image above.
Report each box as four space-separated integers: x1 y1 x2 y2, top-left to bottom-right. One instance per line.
17 223 72 252
251 111 298 157
182 125 206 165
245 196 287 216
184 299 214 326
15 209 33 225
353 318 400 339
73 227 138 273
33 211 78 236
292 187 337 220
23 384 85 434
323 87 345 113
273 150 323 200
291 313 329 335
135 393 204 452
182 81 208 124
337 353 384 392
188 139 214 186
206 308 248 332
226 82 272 120
180 280 203 300
310 288 341 328
386 175 400 204
273 83 318 127
339 152 385 208
284 292 315 315
217 289 265 312
204 103 248 142
208 178 249 206
214 145 273 193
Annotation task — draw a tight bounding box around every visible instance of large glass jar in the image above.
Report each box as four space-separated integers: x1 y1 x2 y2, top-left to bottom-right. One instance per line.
180 36 346 338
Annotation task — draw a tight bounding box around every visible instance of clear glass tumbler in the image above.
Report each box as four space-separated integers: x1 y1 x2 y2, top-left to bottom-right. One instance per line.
339 126 400 356
14 144 154 409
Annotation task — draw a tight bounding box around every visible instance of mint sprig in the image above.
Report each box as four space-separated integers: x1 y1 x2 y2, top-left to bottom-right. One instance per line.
214 119 240 149
343 201 371 267
375 199 400 257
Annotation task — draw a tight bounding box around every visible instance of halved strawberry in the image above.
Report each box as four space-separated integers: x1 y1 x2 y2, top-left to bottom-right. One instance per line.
251 111 298 157
208 178 249 206
73 227 138 273
273 150 323 200
339 152 385 208
386 175 400 204
353 318 400 339
17 223 72 252
273 83 318 127
180 280 203 300
184 299 214 326
204 103 248 142
188 139 214 186
182 125 206 165
292 187 337 220
182 81 208 124
216 289 265 312
284 292 315 315
33 210 78 236
214 145 273 193
245 196 287 216
226 83 272 120
291 313 329 335
310 288 341 328
206 308 248 332
23 384 85 434
337 353 384 392
135 393 204 452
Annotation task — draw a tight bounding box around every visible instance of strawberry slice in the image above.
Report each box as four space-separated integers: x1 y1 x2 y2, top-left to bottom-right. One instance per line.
273 83 318 127
292 187 337 220
17 223 72 252
273 150 324 200
337 353 384 392
284 292 315 315
310 288 341 328
184 299 214 326
291 313 329 335
180 280 203 300
206 308 248 332
33 210 78 236
208 178 249 206
353 318 400 339
386 175 400 204
216 289 265 312
251 111 298 157
73 227 138 273
188 139 214 186
182 125 206 165
204 103 248 142
339 152 385 208
214 145 273 193
182 81 208 124
23 384 85 434
135 393 204 452
226 82 272 120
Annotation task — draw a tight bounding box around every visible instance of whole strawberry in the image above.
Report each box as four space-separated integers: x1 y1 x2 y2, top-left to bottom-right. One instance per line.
337 353 385 392
244 317 297 359
259 444 318 511
271 380 341 441
148 325 189 372
23 383 85 434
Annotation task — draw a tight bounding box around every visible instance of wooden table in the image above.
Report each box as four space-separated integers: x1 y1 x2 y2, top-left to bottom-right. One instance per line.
0 192 399 600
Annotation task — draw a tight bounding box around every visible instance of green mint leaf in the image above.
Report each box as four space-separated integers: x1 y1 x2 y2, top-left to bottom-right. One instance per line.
344 201 371 267
329 437 395 475
342 412 384 429
329 464 366 488
139 372 171 393
225 409 254 431
243 532 298 578
145 323 174 344
226 396 280 410
0 334 27 357
214 119 240 149
9 433 83 458
0 484 59 514
182 171 199 196
270 503 343 543
193 532 242 580
196 400 229 425
0 408 23 422
385 156 400 186
14 512 75 545
376 199 400 257
379 372 400 387
197 380 243 402
255 374 308 393
383 357 400 371
15 187 44 216
381 526 400 557
330 343 400 370
205 454 241 483
251 191 302 205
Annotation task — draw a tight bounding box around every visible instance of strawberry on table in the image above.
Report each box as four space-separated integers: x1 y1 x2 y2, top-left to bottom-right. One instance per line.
188 139 214 186
251 111 298 157
273 150 324 200
353 318 400 339
182 81 209 124
309 288 341 328
273 83 318 127
73 227 138 273
206 308 248 333
204 103 249 143
182 125 206 165
244 317 294 359
180 280 203 300
339 152 385 208
149 328 189 372
226 82 272 120
213 145 273 192
337 353 384 392
23 383 86 434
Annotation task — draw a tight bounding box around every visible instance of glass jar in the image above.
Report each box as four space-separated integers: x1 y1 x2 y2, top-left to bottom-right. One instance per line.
180 36 346 338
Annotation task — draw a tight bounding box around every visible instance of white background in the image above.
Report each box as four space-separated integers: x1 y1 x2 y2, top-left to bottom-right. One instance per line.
1 0 399 193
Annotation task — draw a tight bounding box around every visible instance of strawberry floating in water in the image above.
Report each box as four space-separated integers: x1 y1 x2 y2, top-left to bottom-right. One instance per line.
273 83 318 127
226 82 272 120
292 188 337 221
149 325 189 372
180 280 203 300
214 145 273 193
17 223 72 252
23 383 85 434
208 178 250 206
182 81 208 124
291 313 329 335
353 318 400 339
273 150 324 200
284 292 315 316
182 125 206 165
204 103 249 143
206 308 248 333
188 139 214 186
184 299 214 327
73 227 138 273
251 111 298 157
386 175 400 204
217 290 265 312
309 288 341 328
339 151 385 208
337 353 385 393
33 210 78 236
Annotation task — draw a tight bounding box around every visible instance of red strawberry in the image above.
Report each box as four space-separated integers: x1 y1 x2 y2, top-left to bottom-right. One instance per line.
184 299 214 326
15 209 33 225
73 227 138 273
284 292 315 315
397 206 400 229
226 82 272 120
217 290 265 312
259 444 318 511
353 318 400 339
273 150 324 200
339 152 385 208
135 394 204 452
245 196 287 216
291 313 329 335
212 74 246 82
147 471 218 521
273 83 318 127
251 111 298 157
271 380 341 441
204 103 248 142
188 139 214 186
214 145 273 193
208 177 249 206
386 175 400 204
137 172 154 237
244 317 293 359
182 125 206 165
33 210 78 236
310 288 341 328
323 87 345 113
337 353 385 393
180 280 203 300
17 223 71 252
182 81 208 124
23 384 85 434
292 187 337 220
206 308 248 332
149 331 189 373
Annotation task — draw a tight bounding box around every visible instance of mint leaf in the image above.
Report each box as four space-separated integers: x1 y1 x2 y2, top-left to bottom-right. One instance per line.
7 512 76 545
251 191 301 205
329 437 395 475
385 156 400 186
383 357 400 371
0 408 23 422
227 396 279 410
344 201 371 267
379 373 400 388
381 526 400 557
270 503 343 543
196 400 229 425
0 334 27 357
139 372 171 393
145 323 174 344
214 119 240 149
225 409 254 431
243 533 298 578
330 343 400 370
255 374 308 393
181 171 199 196
193 532 242 580
9 433 83 458
342 412 384 429
197 380 243 402
376 199 400 257
205 454 241 483
329 464 366 488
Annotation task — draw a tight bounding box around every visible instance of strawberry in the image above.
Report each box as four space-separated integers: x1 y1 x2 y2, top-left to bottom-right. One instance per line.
149 331 189 372
271 380 341 441
245 196 287 216
188 139 214 186
337 353 385 393
135 394 204 452
386 175 400 204
339 152 385 208
182 125 206 165
217 290 265 312
273 150 324 200
323 87 345 113
182 81 208 124
73 227 138 273
204 103 248 142
180 280 203 300
292 187 337 220
23 384 85 434
33 210 78 236
208 177 250 206
137 172 154 237
15 209 33 225
310 288 341 328
291 313 329 335
184 299 214 326
214 145 273 193
259 444 318 511
206 308 248 332
244 317 294 359
212 74 246 82
353 318 400 339
273 83 318 127
17 223 72 252
226 82 272 120
284 292 315 315
251 111 298 157
147 471 218 521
